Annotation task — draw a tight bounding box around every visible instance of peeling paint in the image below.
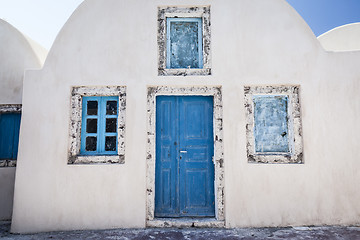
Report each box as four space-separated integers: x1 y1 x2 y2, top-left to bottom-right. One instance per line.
158 6 211 76
244 85 304 164
68 86 126 164
146 86 225 226
0 104 21 113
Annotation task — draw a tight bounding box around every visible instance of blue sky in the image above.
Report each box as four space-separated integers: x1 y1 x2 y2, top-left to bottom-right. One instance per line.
286 0 360 36
0 0 359 49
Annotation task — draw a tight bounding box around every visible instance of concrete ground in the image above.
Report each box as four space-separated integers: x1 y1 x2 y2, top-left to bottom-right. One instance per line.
1 221 359 239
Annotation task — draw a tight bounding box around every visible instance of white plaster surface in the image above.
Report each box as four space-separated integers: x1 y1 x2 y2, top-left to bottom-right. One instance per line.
0 168 16 220
0 19 47 104
0 20 47 221
318 23 360 52
11 0 360 233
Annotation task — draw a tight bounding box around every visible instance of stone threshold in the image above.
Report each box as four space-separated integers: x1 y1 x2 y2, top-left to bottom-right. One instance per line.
147 218 225 228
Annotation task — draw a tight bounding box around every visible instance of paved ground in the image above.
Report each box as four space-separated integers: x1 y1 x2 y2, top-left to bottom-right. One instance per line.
1 221 359 239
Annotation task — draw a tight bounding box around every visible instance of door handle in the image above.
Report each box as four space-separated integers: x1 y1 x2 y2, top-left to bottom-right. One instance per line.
180 150 187 153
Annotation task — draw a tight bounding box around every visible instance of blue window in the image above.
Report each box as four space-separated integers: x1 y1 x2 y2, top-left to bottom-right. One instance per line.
166 18 203 69
253 95 289 153
0 113 21 160
81 96 118 155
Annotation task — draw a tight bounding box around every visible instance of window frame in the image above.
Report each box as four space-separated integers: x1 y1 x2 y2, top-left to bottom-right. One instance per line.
166 17 203 69
158 6 211 76
0 104 21 168
68 86 126 164
80 96 118 156
244 85 304 164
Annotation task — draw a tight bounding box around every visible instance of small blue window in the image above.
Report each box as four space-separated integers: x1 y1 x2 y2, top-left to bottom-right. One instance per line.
253 95 289 153
166 18 203 69
0 113 21 160
81 96 118 155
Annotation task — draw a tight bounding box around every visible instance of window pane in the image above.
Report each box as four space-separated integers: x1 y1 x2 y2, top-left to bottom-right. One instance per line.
87 101 98 115
86 119 97 133
105 136 116 151
253 96 289 153
106 118 117 133
85 137 97 151
106 101 117 115
169 19 201 69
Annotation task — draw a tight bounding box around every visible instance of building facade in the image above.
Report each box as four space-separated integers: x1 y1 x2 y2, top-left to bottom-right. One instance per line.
0 19 47 221
10 0 360 233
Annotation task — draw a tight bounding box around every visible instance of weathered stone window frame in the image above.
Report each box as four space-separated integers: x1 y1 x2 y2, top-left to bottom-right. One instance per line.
146 86 224 228
68 86 126 164
0 104 21 168
244 85 303 164
158 6 211 76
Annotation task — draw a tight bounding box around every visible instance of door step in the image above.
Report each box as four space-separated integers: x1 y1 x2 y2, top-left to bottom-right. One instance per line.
147 218 225 228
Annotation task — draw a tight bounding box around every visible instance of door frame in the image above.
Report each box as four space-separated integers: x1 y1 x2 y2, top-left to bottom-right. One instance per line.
146 86 225 227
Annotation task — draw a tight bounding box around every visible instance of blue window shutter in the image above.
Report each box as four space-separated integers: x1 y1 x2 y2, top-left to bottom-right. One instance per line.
0 113 21 160
81 96 118 155
253 95 289 153
166 18 203 69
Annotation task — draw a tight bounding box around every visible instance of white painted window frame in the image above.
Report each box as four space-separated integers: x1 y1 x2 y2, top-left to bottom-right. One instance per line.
68 86 126 164
158 6 211 76
244 85 304 164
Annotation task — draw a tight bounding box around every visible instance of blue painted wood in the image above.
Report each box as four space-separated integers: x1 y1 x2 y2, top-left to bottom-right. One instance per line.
155 96 214 217
253 95 289 153
0 113 21 160
81 96 118 155
166 18 203 69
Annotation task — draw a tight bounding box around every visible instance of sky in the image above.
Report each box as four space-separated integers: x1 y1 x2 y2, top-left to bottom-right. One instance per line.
0 0 360 50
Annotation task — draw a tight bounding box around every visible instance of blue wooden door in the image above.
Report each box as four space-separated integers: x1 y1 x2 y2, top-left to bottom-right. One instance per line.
0 113 21 160
155 96 214 217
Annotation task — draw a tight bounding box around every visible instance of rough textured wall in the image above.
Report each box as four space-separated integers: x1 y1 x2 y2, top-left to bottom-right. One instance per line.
0 19 47 104
0 20 47 221
11 0 360 233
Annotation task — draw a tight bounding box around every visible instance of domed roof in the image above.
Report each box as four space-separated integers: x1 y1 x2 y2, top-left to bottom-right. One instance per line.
0 19 47 104
318 22 360 52
44 0 321 81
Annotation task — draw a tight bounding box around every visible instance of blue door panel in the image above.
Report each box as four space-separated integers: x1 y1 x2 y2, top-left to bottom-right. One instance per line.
155 97 179 216
0 113 21 160
155 96 214 218
185 170 207 207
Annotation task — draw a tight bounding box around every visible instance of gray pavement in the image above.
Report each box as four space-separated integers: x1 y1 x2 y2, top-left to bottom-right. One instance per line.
1 221 359 239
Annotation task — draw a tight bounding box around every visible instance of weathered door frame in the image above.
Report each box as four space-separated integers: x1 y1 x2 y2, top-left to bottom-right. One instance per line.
146 86 224 227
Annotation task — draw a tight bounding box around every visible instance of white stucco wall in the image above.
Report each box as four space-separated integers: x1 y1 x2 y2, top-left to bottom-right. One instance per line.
11 0 360 233
318 22 360 51
0 168 16 220
0 19 47 104
0 20 47 221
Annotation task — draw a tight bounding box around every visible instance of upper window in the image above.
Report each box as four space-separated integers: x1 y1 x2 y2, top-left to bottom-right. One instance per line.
81 96 118 155
244 86 303 164
0 104 22 167
166 18 203 69
158 6 211 76
68 86 126 164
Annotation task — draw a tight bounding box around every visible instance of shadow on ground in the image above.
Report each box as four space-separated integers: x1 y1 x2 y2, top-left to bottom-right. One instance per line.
1 221 359 239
